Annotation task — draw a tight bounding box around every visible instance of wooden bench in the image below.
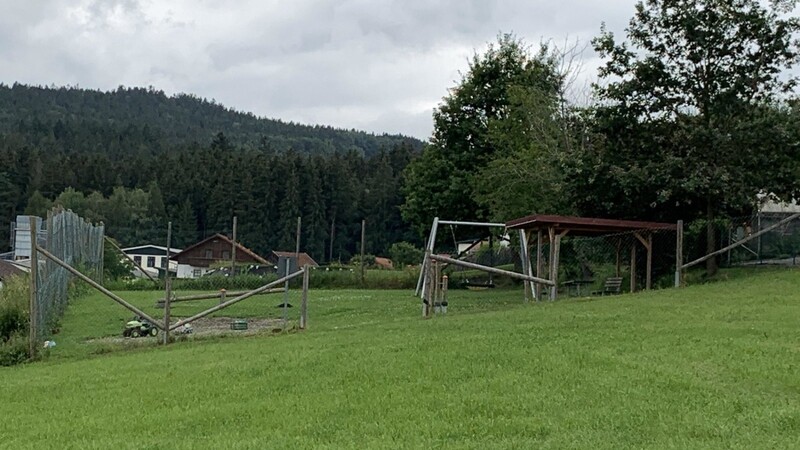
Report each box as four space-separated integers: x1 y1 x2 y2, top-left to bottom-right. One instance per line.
592 277 623 296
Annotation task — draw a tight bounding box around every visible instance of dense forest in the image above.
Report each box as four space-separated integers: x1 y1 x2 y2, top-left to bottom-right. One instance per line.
0 84 423 261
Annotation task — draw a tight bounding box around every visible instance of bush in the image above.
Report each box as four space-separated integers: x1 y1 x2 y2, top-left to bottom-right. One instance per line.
349 254 377 268
1 277 28 342
389 242 424 268
0 277 29 366
0 333 28 366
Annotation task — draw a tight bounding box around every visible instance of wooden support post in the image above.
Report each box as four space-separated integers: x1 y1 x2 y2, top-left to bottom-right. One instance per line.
633 232 653 290
646 233 653 290
163 222 172 345
219 289 226 306
630 242 637 293
548 227 555 282
295 216 301 261
360 219 366 284
615 239 622 277
442 275 448 314
675 220 684 287
550 231 567 300
536 230 543 301
28 217 38 358
300 264 309 329
433 260 441 314
282 260 290 329
231 216 237 276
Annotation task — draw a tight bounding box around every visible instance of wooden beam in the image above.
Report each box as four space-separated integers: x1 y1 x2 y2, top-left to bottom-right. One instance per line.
428 254 555 285
36 245 165 330
675 220 684 287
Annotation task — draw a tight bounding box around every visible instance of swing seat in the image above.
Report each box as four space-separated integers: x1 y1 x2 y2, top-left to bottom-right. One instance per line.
463 281 495 290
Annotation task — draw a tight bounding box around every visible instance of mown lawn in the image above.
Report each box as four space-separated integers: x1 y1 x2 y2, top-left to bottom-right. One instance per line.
1 268 799 449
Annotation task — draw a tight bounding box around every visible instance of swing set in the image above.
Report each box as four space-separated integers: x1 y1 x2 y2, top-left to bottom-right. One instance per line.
415 217 555 304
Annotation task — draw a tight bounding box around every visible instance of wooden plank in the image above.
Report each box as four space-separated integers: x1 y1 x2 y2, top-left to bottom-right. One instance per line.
156 289 284 304
429 254 555 285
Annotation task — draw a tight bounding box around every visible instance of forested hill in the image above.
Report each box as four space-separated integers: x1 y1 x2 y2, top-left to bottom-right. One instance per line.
0 84 422 156
0 83 425 261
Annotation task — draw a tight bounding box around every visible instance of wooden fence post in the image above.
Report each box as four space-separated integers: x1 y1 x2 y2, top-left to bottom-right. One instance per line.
675 220 684 288
300 264 309 329
29 217 38 358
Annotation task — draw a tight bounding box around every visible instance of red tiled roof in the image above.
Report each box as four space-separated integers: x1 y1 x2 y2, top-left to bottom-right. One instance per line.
271 251 319 268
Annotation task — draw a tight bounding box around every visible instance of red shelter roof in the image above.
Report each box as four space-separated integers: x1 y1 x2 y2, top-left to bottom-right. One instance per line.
506 214 676 236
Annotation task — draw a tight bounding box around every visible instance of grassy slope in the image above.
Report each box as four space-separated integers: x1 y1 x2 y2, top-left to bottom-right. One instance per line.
1 269 800 449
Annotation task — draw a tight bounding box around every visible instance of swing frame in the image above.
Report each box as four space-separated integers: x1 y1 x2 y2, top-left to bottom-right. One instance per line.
415 217 539 300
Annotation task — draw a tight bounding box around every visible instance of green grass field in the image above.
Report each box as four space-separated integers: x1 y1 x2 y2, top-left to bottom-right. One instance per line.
2 268 800 449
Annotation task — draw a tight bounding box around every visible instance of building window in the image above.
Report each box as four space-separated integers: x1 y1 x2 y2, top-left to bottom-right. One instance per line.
134 256 142 265
204 249 213 259
160 257 167 268
222 251 230 259
192 268 201 278
147 256 156 267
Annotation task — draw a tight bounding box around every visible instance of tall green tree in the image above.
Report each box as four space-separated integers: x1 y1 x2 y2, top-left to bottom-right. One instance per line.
583 0 800 274
402 34 564 237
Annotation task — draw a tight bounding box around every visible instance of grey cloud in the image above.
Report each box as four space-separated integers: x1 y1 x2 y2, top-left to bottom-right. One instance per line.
0 0 642 139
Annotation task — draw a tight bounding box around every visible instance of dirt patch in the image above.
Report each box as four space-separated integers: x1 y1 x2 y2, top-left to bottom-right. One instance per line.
176 316 287 336
87 317 292 345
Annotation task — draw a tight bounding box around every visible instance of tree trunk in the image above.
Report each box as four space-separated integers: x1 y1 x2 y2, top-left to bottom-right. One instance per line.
706 200 718 276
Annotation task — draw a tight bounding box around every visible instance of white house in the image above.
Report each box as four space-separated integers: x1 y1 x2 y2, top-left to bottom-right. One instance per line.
121 245 182 277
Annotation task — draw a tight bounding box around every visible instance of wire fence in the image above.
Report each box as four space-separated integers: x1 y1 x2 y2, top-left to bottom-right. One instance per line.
34 208 104 342
683 212 800 271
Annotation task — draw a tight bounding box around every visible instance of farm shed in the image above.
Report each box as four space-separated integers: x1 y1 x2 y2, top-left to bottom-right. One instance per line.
506 214 677 299
173 234 268 279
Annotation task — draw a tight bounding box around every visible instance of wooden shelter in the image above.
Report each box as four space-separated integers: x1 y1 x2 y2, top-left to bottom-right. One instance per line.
506 214 677 300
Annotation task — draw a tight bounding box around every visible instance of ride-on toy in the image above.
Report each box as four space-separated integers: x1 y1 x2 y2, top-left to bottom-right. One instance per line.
123 316 158 338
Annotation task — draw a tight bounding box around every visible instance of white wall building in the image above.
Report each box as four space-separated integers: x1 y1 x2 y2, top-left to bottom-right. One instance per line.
121 245 182 277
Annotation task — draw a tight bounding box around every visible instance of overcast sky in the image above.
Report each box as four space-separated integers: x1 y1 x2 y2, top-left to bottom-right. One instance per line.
0 0 639 140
